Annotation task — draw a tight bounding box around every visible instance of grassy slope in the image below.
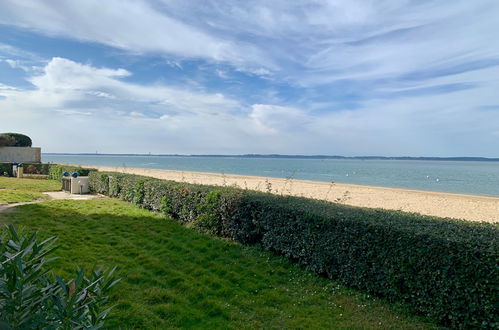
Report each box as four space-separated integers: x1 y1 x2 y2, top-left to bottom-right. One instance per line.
0 177 60 204
0 178 435 329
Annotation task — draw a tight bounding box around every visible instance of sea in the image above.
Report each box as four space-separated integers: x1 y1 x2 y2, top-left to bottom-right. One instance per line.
42 154 499 197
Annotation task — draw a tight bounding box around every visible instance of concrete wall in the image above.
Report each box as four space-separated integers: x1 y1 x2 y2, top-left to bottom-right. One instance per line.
0 147 41 163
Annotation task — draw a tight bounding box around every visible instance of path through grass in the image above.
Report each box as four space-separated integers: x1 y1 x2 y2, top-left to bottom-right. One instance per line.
0 195 436 329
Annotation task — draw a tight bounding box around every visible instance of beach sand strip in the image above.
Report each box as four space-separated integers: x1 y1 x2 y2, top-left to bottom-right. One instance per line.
74 165 499 223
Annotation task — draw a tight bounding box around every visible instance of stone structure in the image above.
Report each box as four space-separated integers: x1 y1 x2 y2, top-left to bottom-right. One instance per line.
0 147 41 163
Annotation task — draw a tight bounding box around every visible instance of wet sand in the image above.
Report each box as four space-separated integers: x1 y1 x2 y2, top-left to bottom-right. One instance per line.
78 165 499 223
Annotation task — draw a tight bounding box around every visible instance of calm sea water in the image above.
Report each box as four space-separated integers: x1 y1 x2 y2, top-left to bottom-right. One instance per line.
42 154 499 197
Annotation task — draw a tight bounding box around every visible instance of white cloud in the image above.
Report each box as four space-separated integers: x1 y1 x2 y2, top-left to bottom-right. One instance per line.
250 104 311 134
0 58 264 153
0 42 41 60
0 0 273 72
4 59 18 68
56 109 92 116
1 57 498 156
0 83 19 91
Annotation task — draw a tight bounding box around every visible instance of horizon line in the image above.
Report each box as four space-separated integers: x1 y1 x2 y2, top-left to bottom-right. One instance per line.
42 153 499 161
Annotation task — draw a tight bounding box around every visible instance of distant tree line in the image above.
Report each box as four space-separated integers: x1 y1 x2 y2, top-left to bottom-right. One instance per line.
0 133 32 147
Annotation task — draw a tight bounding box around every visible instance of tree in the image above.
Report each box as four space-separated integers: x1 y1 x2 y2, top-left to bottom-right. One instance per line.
0 133 33 147
0 135 16 147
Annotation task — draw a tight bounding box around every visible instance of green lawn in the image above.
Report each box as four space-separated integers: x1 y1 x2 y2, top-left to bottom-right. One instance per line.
0 189 48 204
0 177 61 192
0 177 60 204
0 179 436 329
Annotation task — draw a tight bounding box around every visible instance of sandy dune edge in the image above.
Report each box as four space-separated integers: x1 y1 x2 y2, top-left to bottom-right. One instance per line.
75 165 498 223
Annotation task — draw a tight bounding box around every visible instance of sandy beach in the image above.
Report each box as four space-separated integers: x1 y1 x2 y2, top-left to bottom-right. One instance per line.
77 165 499 223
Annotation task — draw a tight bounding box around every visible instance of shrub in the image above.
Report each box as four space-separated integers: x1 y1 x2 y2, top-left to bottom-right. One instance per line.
0 163 53 176
0 133 32 147
0 163 13 176
0 225 120 328
88 172 111 195
88 171 499 329
48 165 96 180
23 163 51 175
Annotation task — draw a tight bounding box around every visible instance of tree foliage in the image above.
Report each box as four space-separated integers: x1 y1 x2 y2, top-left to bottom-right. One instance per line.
0 133 32 147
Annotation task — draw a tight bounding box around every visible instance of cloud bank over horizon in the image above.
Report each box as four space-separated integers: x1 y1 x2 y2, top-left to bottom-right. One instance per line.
0 0 498 156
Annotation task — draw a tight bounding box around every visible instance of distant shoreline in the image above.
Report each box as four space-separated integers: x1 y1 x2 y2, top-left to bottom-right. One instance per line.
42 153 499 162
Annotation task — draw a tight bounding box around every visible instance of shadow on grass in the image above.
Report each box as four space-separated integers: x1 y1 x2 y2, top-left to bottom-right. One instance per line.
0 199 436 329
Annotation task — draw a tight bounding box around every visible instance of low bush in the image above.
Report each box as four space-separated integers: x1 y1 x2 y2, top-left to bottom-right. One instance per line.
1 163 94 178
0 225 120 328
23 163 51 175
0 163 12 176
48 165 96 180
0 163 52 176
88 171 499 329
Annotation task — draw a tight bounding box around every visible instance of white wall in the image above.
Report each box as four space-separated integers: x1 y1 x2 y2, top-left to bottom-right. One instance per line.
0 147 41 163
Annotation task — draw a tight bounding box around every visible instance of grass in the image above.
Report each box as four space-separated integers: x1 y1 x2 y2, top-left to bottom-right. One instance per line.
0 178 436 329
0 189 48 204
0 176 61 192
0 177 60 204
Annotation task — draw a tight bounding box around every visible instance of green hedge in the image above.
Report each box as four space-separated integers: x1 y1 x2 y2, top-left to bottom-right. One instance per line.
48 165 96 180
0 163 12 176
23 163 51 175
89 171 499 329
0 163 94 177
0 162 52 176
0 162 100 181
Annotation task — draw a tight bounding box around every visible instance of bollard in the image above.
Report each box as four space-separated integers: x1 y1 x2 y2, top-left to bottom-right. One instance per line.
12 162 17 178
17 163 24 178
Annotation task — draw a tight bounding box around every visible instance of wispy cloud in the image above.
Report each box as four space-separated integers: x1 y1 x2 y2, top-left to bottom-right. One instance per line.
0 0 273 73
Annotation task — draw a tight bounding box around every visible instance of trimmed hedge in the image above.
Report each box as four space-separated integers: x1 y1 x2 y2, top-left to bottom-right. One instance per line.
89 171 499 329
23 163 51 175
0 133 32 147
0 163 12 176
0 163 93 177
0 162 52 176
48 165 96 180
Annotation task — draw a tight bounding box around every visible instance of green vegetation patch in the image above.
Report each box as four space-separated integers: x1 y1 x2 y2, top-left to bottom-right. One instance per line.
89 171 499 329
48 165 96 180
0 189 48 204
0 177 61 192
0 198 435 329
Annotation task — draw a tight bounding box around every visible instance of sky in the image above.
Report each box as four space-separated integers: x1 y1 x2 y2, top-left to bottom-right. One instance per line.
0 0 498 156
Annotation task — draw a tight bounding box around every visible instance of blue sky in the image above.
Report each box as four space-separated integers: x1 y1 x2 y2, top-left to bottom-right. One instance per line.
0 0 498 156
